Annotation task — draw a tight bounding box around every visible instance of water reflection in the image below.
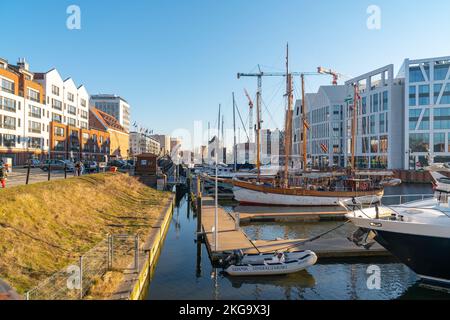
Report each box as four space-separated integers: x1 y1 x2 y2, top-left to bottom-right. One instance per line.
146 189 450 300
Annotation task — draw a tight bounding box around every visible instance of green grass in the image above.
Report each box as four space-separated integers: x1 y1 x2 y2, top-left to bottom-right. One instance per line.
0 173 171 294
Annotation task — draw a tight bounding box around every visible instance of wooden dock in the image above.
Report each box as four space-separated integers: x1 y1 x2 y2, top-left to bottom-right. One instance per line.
200 197 389 262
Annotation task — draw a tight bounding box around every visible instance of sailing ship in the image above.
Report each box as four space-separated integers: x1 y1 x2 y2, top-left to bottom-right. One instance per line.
231 45 386 206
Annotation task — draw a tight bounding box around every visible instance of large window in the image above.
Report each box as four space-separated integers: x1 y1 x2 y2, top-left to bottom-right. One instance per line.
28 121 41 134
67 117 76 127
1 97 16 112
379 113 385 134
434 63 450 81
380 136 388 153
441 84 450 105
3 116 16 130
382 91 388 111
371 93 379 113
27 89 40 102
361 97 367 115
1 78 14 94
434 108 450 130
409 67 425 83
370 115 376 134
409 86 416 106
67 105 77 115
409 109 420 130
434 133 445 152
52 99 62 110
67 92 75 102
28 105 41 118
419 85 430 105
3 134 16 147
54 127 65 137
410 133 430 152
29 137 42 149
52 113 62 123
80 110 88 119
52 85 60 96
362 137 369 154
434 84 443 104
370 137 378 153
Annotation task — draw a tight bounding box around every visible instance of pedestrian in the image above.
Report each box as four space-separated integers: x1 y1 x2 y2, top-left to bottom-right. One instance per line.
75 161 81 177
0 161 8 189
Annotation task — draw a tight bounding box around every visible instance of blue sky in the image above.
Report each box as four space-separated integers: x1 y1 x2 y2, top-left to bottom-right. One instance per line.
3 0 450 145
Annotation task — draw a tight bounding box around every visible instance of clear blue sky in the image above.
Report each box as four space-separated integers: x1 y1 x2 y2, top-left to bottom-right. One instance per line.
3 0 450 146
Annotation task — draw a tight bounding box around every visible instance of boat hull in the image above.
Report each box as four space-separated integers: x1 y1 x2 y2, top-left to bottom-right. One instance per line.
225 251 318 276
233 184 383 206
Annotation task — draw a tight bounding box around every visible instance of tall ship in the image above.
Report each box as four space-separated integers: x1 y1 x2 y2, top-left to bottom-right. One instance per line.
231 46 390 206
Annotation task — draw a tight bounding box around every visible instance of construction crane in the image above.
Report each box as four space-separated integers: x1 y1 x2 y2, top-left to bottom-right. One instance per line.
317 66 342 85
243 88 254 143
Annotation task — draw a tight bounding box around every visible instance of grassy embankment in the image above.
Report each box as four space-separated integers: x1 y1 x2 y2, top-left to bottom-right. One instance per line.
0 173 171 297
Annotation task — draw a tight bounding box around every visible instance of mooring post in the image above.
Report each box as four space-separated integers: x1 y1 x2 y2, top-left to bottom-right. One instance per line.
235 212 240 231
196 177 202 238
26 161 31 185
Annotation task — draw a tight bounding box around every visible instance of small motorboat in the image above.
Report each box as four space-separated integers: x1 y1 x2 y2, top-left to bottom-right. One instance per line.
224 250 318 276
227 249 314 265
380 178 402 187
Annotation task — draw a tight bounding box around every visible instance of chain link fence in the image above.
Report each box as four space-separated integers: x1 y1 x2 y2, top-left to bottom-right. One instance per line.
26 234 139 300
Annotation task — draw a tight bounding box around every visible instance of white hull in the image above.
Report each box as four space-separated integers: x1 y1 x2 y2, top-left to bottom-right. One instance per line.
225 251 318 276
233 186 382 206
240 251 312 264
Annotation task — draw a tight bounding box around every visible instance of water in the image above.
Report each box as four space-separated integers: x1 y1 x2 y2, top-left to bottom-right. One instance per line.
146 184 450 300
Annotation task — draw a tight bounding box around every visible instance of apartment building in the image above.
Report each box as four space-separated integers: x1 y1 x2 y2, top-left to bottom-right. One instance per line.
90 94 131 133
344 65 405 170
403 56 450 168
0 58 49 165
302 86 347 169
130 132 161 156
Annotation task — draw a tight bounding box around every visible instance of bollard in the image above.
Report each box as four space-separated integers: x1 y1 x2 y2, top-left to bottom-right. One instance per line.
26 161 31 185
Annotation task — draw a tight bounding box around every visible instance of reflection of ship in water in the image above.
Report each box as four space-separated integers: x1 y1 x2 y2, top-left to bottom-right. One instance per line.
223 271 316 290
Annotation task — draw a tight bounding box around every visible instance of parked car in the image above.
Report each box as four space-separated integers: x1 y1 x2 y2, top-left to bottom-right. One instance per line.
40 160 75 172
108 160 127 168
23 159 41 168
82 161 98 173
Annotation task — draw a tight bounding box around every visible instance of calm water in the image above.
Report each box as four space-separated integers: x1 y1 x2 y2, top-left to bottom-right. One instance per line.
146 184 450 300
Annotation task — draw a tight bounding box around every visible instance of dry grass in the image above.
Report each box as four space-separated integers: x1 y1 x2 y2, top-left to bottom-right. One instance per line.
0 173 171 294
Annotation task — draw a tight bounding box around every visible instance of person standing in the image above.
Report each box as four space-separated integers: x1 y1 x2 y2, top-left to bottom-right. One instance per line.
0 161 8 189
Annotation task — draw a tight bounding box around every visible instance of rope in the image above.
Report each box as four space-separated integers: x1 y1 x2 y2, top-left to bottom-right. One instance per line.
259 220 351 254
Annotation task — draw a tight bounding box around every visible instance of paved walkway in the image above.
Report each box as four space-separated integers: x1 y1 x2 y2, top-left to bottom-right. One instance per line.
2 167 71 188
0 280 21 300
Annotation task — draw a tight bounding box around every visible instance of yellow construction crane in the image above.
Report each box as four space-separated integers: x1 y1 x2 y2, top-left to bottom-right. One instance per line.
317 66 342 85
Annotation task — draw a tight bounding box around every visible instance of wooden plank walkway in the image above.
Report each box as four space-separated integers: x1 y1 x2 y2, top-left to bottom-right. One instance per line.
201 197 389 261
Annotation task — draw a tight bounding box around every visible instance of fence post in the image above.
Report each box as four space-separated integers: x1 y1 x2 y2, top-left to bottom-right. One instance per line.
64 163 67 179
47 163 51 181
135 234 140 272
79 255 83 299
26 161 31 185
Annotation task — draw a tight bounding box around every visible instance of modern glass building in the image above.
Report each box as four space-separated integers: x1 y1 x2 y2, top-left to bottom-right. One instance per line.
403 56 450 168
90 94 131 133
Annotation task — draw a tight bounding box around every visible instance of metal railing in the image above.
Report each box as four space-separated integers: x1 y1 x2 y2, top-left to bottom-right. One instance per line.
26 234 139 300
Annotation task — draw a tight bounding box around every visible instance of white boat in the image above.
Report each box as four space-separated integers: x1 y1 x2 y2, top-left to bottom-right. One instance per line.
225 250 317 276
228 249 315 265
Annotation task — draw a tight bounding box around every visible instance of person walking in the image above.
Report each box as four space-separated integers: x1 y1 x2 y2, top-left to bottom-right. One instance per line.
75 161 82 177
0 161 8 189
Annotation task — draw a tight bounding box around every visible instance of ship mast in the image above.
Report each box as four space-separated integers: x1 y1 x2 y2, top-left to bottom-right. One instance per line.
351 83 360 172
256 75 262 181
284 44 293 188
301 74 307 171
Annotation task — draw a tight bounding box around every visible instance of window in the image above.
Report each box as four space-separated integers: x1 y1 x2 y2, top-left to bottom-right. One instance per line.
29 105 42 119
371 94 379 113
3 134 16 147
370 115 376 134
410 133 430 152
67 92 75 102
28 121 41 134
3 116 16 130
52 99 62 110
81 99 87 108
1 78 15 94
434 84 443 104
80 121 88 129
379 113 385 134
52 85 60 96
409 86 417 106
362 137 370 154
410 66 425 82
419 109 430 130
67 117 76 127
27 89 40 102
52 113 62 123
419 85 430 105
434 62 450 81
54 140 65 151
80 110 88 119
1 97 16 112
380 136 388 153
434 133 445 152
67 105 77 115
434 108 450 130
54 127 65 137
361 97 367 115
441 84 450 105
29 137 42 149
370 137 378 153
382 91 388 110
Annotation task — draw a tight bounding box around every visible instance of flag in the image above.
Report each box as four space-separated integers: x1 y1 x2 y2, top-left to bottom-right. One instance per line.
320 143 328 153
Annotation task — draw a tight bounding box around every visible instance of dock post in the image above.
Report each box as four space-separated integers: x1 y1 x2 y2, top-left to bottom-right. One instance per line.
196 177 202 239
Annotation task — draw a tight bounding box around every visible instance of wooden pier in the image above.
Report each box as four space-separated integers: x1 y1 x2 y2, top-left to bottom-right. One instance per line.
200 197 389 262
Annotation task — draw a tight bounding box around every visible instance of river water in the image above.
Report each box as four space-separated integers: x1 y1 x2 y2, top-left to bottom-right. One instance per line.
146 184 450 300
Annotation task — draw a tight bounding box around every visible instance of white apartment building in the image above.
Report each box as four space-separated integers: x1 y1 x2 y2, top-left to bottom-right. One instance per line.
35 69 90 130
130 132 161 156
303 86 347 169
0 58 50 165
344 65 404 170
403 56 450 168
90 94 130 133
